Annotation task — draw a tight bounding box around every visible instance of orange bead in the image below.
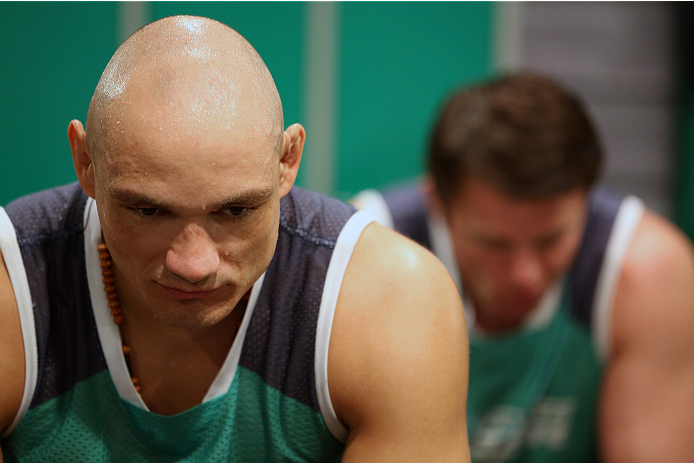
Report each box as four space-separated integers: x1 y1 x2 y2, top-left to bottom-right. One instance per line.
122 345 132 355
113 315 123 325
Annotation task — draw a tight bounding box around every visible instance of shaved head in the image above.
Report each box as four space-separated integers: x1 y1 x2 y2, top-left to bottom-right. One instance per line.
86 15 284 162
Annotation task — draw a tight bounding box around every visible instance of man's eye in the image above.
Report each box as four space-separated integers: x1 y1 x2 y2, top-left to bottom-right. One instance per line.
535 234 562 250
479 239 511 251
128 207 160 218
219 206 254 219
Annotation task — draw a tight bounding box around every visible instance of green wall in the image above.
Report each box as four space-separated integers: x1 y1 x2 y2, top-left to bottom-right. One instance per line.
337 2 493 198
0 2 493 206
0 2 117 206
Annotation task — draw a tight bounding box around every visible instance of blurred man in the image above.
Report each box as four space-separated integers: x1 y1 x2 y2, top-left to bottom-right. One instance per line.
353 72 694 462
0 16 470 462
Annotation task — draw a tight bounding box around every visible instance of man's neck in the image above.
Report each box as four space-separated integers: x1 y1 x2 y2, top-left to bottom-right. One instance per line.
112 273 249 415
128 300 247 415
464 281 563 336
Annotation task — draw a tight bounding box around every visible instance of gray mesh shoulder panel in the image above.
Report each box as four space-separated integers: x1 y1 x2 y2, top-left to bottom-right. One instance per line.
4 183 106 409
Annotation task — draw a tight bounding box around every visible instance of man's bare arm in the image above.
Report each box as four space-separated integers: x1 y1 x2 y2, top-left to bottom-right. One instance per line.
600 211 694 462
0 247 26 453
329 223 470 462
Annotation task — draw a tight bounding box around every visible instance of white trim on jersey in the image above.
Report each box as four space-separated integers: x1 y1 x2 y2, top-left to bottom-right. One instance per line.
204 272 264 402
428 211 463 293
592 195 645 362
0 208 39 438
349 189 394 230
84 198 263 410
314 210 376 444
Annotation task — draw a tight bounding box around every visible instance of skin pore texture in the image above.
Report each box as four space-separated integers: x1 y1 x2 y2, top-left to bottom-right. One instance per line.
439 178 587 333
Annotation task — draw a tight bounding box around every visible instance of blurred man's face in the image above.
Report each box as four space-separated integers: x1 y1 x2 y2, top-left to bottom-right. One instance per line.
444 178 588 333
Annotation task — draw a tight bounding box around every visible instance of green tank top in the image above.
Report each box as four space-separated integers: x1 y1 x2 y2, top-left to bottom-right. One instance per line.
467 283 602 463
3 367 343 462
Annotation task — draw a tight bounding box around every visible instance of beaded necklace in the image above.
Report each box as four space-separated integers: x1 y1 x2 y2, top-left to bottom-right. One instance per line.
98 242 141 393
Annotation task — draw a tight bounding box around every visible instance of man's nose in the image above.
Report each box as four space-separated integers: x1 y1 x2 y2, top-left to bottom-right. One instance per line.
165 222 221 283
508 248 544 294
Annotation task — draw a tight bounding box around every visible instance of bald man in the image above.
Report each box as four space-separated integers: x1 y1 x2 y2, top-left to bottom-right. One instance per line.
0 16 470 462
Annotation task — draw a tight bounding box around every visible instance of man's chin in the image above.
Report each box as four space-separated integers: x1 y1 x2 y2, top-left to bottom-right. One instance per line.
147 296 237 330
504 298 542 317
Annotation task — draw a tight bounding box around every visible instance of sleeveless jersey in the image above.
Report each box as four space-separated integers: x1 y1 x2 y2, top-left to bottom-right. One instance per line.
352 181 645 463
0 183 373 462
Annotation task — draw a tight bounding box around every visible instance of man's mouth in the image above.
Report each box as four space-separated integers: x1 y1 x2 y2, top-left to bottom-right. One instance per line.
158 283 221 300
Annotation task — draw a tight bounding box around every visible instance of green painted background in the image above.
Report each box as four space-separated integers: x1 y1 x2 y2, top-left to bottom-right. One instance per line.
0 2 117 205
337 2 492 198
0 2 492 206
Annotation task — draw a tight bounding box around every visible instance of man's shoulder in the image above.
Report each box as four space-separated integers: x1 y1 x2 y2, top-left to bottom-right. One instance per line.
621 209 693 288
336 221 464 351
613 209 694 350
328 222 469 457
0 244 25 436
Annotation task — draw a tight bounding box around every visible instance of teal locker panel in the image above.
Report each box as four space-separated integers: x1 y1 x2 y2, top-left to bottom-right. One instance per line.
0 2 118 206
336 2 493 198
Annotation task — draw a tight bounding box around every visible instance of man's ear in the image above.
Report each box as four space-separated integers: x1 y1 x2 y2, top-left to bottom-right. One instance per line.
278 123 305 197
68 120 97 199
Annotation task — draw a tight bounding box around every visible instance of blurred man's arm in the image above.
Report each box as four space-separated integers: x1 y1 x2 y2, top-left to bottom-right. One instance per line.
329 223 470 462
600 211 694 462
0 248 26 457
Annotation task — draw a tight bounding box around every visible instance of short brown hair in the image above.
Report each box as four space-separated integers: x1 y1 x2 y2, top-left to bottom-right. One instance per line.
428 72 602 205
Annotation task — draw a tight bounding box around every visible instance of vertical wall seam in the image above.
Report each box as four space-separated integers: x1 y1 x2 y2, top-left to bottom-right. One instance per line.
493 2 524 73
118 1 150 46
302 2 340 196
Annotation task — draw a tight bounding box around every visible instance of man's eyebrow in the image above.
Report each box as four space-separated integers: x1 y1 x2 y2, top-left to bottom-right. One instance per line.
216 187 275 209
108 188 167 208
108 186 275 211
